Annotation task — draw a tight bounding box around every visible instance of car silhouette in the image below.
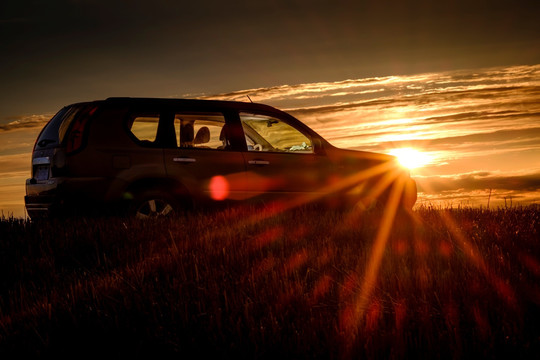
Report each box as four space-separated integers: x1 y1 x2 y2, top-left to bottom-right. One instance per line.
25 97 417 219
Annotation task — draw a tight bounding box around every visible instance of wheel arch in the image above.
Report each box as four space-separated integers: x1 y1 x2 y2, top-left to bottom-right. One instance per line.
123 177 193 210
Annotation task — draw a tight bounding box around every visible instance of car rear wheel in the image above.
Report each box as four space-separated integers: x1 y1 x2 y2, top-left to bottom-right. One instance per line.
130 191 178 219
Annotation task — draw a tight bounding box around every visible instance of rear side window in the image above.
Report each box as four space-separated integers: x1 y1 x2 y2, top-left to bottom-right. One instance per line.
174 113 228 150
130 116 160 143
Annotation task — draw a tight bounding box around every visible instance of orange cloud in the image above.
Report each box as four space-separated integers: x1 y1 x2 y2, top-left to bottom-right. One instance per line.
0 114 51 132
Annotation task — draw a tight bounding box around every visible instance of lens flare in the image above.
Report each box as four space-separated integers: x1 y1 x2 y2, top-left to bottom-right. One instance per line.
389 148 432 169
209 175 229 200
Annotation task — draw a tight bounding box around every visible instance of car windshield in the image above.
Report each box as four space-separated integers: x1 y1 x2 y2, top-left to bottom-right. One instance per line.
240 113 313 153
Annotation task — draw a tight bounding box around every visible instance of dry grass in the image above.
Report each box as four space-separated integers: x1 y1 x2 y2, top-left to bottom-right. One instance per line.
0 204 539 358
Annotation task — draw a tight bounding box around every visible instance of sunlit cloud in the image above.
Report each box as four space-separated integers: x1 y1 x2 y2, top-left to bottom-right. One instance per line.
0 114 51 132
200 64 539 113
197 72 443 108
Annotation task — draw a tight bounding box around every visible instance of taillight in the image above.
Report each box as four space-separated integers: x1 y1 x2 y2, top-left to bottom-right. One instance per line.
65 106 98 154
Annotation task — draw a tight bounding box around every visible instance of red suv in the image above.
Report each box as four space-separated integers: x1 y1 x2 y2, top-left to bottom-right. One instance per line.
25 97 416 218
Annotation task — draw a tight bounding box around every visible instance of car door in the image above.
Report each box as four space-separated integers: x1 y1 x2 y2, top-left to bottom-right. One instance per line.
238 111 333 203
163 110 248 203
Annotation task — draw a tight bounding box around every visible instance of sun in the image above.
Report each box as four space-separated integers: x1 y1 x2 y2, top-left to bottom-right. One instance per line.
388 148 432 170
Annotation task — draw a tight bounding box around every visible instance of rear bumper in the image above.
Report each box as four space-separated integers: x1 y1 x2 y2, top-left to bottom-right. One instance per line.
24 195 58 219
25 192 125 219
25 177 120 218
25 178 62 218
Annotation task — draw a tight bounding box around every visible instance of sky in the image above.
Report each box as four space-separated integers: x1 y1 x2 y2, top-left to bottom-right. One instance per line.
0 0 539 217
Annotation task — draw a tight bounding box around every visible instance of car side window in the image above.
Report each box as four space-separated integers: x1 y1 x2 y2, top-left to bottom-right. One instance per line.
129 115 160 145
240 112 313 153
174 113 229 150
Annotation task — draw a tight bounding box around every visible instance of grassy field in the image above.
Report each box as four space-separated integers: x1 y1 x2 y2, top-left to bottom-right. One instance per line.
0 204 539 359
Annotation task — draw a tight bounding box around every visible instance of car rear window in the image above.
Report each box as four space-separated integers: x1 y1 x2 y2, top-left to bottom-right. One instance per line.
35 104 91 150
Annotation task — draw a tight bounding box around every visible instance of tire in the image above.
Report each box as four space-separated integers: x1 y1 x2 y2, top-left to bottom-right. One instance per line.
129 190 179 219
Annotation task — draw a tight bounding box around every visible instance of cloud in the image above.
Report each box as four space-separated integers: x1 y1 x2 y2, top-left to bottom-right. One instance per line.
416 171 540 194
415 170 540 207
0 114 51 132
290 84 539 120
197 72 446 108
421 110 539 124
198 64 540 112
356 127 540 156
429 64 540 87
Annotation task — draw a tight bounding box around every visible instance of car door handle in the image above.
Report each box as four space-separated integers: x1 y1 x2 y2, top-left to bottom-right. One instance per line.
248 160 270 166
173 157 196 163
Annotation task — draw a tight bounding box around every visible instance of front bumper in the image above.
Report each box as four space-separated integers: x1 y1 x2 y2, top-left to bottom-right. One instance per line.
402 177 418 210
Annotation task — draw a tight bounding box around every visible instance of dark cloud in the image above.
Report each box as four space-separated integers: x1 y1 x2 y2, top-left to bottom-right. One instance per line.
421 110 535 124
417 171 540 194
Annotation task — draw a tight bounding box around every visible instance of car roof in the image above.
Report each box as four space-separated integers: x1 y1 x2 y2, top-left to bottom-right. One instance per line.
102 97 282 113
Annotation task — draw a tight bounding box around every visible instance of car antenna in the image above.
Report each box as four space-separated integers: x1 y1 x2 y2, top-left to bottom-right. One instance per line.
246 95 253 103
